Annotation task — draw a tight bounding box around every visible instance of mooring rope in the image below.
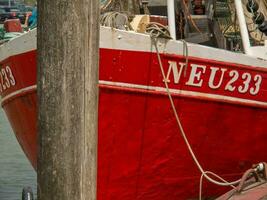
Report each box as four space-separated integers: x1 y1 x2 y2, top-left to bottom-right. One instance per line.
147 24 241 198
152 36 240 186
198 171 236 200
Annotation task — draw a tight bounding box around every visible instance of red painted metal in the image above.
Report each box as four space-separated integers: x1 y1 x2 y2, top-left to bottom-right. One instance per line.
216 163 267 200
150 16 168 26
192 0 205 15
1 48 267 199
4 19 23 33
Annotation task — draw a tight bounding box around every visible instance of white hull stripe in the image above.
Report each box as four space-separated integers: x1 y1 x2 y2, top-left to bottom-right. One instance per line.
99 80 267 108
1 85 36 105
1 27 267 69
1 81 267 108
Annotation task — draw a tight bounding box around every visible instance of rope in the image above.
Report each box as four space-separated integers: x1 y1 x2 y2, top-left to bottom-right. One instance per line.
181 39 189 77
182 0 202 34
100 11 132 30
244 0 267 43
100 0 113 11
149 34 241 192
199 171 236 200
145 22 172 39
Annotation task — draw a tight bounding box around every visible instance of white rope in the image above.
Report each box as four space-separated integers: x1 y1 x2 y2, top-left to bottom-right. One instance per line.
145 22 172 39
100 11 132 30
151 37 241 190
199 171 236 200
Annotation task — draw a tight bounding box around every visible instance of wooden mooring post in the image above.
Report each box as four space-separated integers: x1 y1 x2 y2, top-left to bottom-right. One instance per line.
37 0 99 199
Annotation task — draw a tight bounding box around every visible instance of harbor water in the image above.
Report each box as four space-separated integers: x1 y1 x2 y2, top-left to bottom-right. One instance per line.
0 109 36 200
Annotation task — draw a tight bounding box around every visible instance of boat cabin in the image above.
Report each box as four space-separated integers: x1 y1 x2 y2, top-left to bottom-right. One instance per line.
100 0 267 60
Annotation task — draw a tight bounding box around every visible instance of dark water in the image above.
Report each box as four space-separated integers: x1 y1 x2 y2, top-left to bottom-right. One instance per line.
0 109 37 200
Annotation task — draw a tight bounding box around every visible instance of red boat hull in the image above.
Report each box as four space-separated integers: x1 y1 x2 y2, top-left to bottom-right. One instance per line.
1 28 267 199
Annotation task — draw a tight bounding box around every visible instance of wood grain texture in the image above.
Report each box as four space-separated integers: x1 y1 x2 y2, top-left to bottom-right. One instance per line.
37 0 99 199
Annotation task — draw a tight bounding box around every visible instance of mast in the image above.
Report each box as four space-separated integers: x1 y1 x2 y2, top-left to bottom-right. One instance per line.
234 0 253 56
167 0 176 40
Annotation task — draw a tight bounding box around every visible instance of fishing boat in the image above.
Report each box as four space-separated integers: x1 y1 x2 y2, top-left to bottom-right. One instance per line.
1 0 267 199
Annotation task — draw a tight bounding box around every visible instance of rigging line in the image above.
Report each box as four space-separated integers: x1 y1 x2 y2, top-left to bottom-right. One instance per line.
199 171 237 200
151 37 241 187
182 0 202 34
181 39 189 77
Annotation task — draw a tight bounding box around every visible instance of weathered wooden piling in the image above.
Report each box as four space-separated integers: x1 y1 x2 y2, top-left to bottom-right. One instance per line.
37 0 99 199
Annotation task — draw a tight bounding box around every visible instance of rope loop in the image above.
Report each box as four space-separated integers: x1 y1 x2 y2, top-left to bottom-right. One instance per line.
145 22 172 39
150 35 241 199
246 0 259 14
100 11 132 30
